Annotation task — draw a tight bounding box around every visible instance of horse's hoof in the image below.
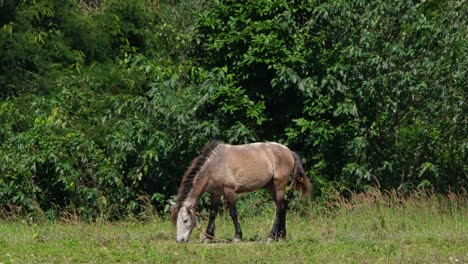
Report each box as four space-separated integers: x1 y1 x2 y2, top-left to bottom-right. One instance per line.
266 237 275 243
232 238 242 243
203 238 214 244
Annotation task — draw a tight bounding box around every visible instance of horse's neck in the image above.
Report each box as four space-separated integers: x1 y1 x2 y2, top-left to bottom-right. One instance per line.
183 175 208 208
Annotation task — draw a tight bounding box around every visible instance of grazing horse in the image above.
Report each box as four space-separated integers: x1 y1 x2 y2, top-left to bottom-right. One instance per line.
170 141 312 243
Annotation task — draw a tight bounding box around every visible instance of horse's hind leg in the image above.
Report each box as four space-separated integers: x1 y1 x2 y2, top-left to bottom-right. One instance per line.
268 185 287 242
204 193 221 243
225 190 242 242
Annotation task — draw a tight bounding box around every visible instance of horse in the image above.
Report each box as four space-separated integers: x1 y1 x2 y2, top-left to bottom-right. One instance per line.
170 140 312 243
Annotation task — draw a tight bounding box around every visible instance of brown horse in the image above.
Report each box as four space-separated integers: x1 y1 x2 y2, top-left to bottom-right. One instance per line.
170 141 312 243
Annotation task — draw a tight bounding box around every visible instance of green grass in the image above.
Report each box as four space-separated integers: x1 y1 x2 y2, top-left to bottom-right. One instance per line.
0 191 466 263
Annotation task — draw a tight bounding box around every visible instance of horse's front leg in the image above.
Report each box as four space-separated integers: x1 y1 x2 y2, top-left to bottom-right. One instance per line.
225 190 242 242
204 193 221 243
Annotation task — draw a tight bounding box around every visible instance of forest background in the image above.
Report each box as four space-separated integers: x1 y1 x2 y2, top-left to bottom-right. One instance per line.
0 0 466 220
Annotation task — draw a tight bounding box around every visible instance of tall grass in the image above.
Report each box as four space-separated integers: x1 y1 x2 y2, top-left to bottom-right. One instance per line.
0 188 466 263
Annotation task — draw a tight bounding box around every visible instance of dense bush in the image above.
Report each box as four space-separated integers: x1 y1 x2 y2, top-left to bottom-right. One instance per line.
0 0 208 218
194 0 467 194
0 0 466 219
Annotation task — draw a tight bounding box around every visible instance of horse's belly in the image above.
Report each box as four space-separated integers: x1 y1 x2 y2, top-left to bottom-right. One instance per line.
231 168 272 193
234 183 268 193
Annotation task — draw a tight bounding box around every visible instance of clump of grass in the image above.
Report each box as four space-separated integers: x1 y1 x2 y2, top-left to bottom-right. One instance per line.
0 205 23 221
322 187 466 214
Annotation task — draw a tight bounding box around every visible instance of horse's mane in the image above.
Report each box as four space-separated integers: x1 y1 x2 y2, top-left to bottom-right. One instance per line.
170 140 223 225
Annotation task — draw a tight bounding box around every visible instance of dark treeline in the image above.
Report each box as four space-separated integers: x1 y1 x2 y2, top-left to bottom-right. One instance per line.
0 0 466 219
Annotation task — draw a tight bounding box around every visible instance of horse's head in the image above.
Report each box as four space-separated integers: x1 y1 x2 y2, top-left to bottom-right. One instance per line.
175 205 197 243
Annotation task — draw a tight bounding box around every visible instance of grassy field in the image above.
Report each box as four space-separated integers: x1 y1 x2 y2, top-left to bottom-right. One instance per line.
0 190 466 263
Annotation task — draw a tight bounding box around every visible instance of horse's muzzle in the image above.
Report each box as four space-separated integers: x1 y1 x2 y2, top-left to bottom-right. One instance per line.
176 238 188 243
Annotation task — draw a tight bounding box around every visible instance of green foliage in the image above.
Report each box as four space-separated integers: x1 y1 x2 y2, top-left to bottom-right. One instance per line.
0 0 466 219
194 0 467 195
0 0 208 218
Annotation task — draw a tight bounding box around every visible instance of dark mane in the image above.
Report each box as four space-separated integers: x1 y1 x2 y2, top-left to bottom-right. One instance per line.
170 140 223 225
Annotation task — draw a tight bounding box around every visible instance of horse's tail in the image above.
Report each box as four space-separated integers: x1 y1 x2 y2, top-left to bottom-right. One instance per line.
290 152 312 198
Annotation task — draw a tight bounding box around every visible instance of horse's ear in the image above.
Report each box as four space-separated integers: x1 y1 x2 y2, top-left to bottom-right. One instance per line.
189 207 199 216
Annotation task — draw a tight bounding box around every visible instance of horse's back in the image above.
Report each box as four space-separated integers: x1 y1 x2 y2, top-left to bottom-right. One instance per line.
219 142 294 193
